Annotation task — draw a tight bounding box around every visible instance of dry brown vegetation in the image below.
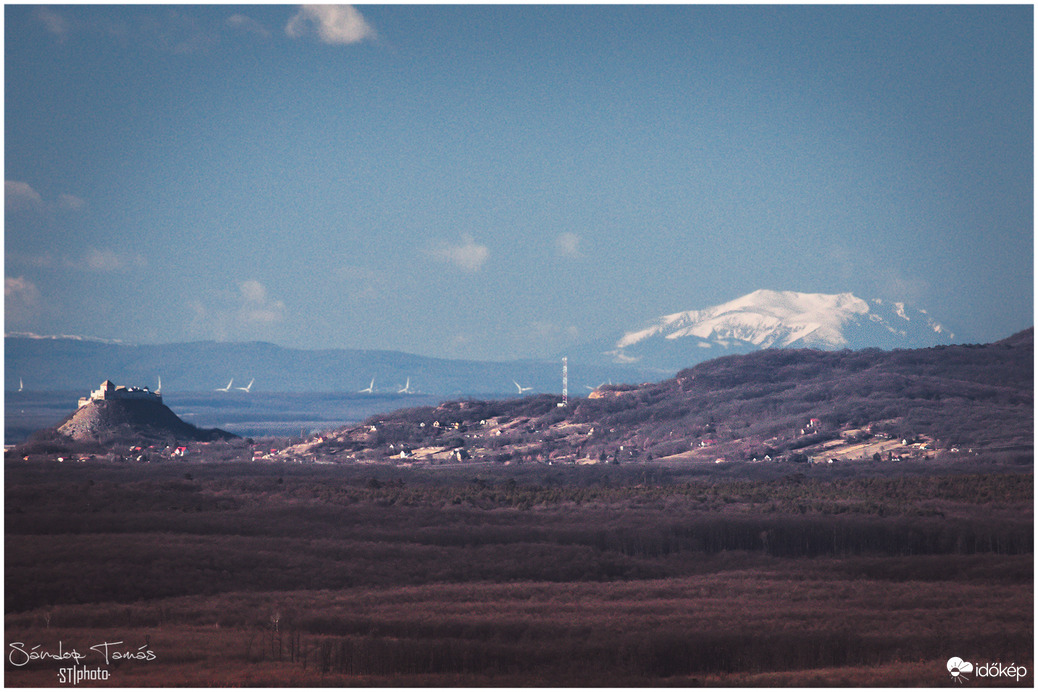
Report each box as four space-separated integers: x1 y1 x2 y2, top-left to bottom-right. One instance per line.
4 459 1032 686
4 565 1032 687
293 330 1032 466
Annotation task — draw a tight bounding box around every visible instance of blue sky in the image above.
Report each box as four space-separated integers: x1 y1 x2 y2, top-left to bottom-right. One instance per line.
5 4 1033 360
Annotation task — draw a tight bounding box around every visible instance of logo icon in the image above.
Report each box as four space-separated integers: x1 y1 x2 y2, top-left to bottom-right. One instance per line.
947 657 973 683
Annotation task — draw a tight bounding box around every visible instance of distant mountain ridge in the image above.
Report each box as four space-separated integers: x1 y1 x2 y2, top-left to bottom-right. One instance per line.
0 291 970 394
602 290 957 371
4 335 647 396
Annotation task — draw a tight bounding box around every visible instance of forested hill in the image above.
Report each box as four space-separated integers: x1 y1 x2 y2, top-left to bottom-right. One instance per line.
297 329 1033 465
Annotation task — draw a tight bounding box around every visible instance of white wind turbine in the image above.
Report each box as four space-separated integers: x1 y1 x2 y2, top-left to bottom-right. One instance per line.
215 379 234 392
512 379 532 394
237 378 254 393
359 377 375 394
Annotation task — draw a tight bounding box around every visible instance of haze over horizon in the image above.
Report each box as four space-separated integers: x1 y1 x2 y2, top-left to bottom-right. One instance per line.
5 5 1033 361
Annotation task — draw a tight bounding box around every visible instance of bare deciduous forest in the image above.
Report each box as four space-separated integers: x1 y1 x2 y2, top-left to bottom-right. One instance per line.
4 459 1031 686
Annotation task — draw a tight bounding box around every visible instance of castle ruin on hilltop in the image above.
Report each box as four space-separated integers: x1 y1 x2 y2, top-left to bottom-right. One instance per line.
78 380 162 408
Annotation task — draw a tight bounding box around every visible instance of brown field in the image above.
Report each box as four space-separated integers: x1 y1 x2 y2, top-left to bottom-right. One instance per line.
4 459 1032 687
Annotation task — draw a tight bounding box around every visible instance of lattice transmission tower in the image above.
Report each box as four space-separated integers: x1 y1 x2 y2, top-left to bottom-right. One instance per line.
561 356 568 406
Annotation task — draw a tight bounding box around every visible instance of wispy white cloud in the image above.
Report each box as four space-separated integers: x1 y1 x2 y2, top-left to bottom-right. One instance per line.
187 279 286 341
8 247 145 273
84 248 146 273
5 276 41 302
237 279 286 325
6 181 88 216
285 5 376 45
430 235 490 272
875 269 929 307
493 320 581 360
6 251 55 269
828 242 929 306
5 181 44 214
556 232 583 258
530 320 580 342
57 193 87 212
146 9 218 54
30 6 367 53
34 7 70 38
335 264 389 301
34 8 226 54
5 276 43 326
451 333 473 348
226 13 271 39
186 299 221 339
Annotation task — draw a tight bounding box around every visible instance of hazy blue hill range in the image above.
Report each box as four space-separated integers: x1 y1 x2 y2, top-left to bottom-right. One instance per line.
4 337 644 442
8 328 1031 455
4 336 635 396
7 290 964 396
3 290 998 443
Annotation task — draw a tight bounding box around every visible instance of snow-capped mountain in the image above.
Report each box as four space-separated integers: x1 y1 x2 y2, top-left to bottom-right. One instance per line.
607 290 956 370
4 331 127 344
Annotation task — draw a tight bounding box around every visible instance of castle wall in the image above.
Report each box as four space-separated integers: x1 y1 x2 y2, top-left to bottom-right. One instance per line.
78 381 161 407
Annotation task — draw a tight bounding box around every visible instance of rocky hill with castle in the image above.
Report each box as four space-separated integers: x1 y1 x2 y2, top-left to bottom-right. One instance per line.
51 380 236 445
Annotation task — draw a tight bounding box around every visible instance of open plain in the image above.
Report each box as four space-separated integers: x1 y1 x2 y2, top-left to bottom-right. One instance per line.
4 458 1031 686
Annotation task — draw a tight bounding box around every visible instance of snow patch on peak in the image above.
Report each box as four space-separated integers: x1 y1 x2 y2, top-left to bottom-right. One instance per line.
609 290 954 368
617 290 870 351
5 331 127 344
